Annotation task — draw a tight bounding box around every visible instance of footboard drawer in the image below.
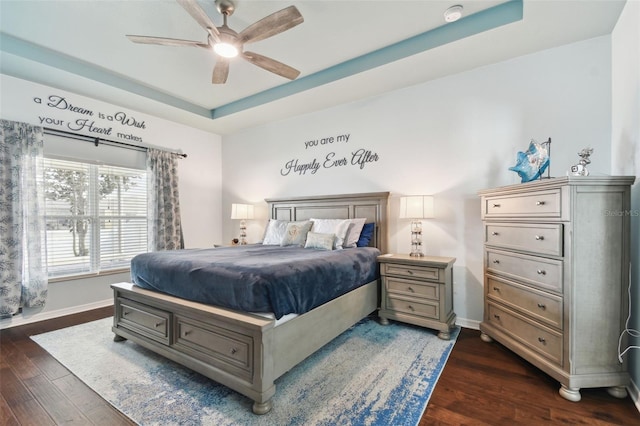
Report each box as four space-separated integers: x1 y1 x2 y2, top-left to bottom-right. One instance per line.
174 315 254 381
116 298 171 345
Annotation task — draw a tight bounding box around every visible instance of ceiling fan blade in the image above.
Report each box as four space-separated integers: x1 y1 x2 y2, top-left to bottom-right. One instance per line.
242 51 300 80
126 35 208 48
176 0 221 43
212 59 230 84
238 5 303 45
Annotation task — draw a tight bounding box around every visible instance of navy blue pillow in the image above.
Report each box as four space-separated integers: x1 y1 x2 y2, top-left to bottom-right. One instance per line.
356 223 375 247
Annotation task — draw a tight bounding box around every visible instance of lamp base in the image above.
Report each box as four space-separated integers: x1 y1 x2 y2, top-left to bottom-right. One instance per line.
410 220 424 257
239 220 247 245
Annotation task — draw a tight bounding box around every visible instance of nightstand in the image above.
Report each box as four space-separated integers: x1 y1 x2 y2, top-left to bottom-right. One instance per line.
377 254 456 340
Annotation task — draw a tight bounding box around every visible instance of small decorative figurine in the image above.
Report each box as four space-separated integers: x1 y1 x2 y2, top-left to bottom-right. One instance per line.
509 139 550 183
570 148 593 176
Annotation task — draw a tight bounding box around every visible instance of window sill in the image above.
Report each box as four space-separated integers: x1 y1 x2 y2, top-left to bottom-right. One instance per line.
48 268 130 283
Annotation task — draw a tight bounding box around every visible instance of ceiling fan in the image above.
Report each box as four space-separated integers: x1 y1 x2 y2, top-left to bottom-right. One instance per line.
126 0 303 84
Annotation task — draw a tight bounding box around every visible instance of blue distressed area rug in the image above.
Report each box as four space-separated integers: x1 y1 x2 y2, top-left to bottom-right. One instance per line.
32 317 458 426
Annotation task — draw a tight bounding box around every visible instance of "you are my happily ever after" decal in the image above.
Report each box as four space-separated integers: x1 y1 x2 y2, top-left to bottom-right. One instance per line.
280 133 379 176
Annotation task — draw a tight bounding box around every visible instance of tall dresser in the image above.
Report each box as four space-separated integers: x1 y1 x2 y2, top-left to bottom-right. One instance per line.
478 176 635 402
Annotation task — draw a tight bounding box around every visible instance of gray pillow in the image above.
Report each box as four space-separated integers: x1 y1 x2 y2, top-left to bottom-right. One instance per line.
280 221 313 247
304 232 335 250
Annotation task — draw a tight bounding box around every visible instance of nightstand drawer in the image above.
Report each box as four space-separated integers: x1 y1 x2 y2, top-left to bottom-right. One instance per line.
116 298 170 344
487 303 562 365
486 276 563 329
483 190 561 218
385 276 439 300
174 315 253 381
386 295 439 319
486 223 563 257
382 263 442 282
486 249 563 293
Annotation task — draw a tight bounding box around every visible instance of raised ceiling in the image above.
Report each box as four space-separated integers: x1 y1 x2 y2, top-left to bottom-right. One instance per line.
0 0 627 134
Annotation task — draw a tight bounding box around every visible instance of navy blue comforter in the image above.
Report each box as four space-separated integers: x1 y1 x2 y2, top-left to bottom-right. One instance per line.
130 245 380 319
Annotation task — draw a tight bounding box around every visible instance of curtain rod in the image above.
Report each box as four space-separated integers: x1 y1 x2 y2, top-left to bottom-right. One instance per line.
43 127 187 158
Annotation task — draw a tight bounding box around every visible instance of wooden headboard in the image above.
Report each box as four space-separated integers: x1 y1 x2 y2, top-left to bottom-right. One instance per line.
265 192 389 253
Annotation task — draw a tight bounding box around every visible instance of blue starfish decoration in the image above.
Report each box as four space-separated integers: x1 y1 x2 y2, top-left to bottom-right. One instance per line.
509 140 550 183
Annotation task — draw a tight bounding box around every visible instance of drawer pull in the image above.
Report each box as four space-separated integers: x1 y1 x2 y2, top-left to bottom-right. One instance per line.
535 235 545 241
492 259 500 264
493 314 501 320
406 270 414 275
536 201 546 206
537 269 547 275
492 286 500 292
491 232 499 236
538 337 546 344
537 303 547 310
183 330 192 337
154 321 164 328
407 286 415 293
407 305 415 311
122 311 130 316
231 347 238 355
492 203 501 208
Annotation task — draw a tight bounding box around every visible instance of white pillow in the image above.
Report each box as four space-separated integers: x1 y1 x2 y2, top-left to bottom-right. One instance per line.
310 218 351 249
304 232 335 250
343 218 367 248
262 220 311 245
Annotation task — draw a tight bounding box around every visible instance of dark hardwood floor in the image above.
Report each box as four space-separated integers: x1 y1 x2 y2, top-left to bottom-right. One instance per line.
1 308 638 425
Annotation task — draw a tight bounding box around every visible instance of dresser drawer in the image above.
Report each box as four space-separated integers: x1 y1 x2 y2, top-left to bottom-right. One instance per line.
116 298 170 344
487 303 562 365
486 276 563 329
174 315 253 381
484 189 561 218
382 262 442 282
386 295 439 319
485 223 563 257
384 276 439 301
486 249 563 293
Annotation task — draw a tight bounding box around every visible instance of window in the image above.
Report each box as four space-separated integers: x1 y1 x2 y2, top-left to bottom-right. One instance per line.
44 158 147 278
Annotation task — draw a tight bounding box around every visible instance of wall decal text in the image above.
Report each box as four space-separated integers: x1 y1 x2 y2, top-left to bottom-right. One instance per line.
33 94 147 142
304 133 350 149
281 132 379 176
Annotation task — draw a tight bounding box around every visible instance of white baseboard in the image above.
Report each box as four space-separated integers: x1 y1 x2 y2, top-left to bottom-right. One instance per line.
629 377 640 414
0 299 113 330
455 317 480 330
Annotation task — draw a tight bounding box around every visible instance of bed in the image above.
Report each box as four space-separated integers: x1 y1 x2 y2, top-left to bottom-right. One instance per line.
111 192 389 414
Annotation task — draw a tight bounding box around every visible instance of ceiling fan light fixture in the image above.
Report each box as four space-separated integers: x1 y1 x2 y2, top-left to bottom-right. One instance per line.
444 5 463 23
214 42 239 58
127 0 303 84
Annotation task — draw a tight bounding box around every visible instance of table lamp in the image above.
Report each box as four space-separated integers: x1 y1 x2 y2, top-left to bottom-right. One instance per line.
231 203 254 245
399 195 434 257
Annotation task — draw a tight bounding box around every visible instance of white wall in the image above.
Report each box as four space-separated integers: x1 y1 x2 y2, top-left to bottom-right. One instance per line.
611 0 640 404
0 75 223 328
221 36 613 326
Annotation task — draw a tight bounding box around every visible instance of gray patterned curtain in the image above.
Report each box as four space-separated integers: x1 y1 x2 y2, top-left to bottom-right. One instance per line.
147 148 184 251
0 120 48 317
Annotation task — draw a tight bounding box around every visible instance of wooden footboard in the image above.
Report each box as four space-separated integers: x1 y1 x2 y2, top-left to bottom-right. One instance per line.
111 279 379 414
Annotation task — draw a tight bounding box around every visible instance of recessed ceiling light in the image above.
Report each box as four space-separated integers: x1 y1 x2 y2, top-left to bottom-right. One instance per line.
444 5 463 23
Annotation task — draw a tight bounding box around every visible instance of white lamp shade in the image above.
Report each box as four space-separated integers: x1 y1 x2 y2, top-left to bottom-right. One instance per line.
231 203 254 220
399 196 434 219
